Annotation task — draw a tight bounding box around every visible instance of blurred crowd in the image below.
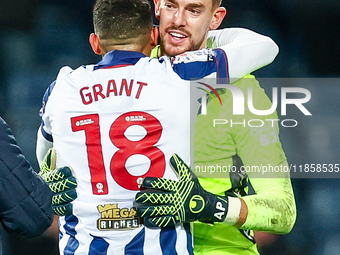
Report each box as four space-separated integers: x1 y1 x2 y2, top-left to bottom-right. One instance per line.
0 0 339 254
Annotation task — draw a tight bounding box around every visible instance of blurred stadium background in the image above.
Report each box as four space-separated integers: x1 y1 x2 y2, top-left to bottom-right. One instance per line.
0 0 339 254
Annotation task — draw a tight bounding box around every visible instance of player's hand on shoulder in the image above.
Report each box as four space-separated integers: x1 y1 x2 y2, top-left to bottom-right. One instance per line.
39 148 77 216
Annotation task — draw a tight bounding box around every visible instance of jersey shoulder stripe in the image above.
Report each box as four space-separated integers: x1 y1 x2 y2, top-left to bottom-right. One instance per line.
170 48 229 82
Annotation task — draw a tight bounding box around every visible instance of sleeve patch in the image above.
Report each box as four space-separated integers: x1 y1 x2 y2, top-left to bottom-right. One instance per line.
172 49 215 65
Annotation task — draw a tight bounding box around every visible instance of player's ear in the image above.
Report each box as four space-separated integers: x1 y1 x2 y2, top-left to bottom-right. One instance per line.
89 33 102 55
151 26 159 48
209 7 227 30
154 0 161 19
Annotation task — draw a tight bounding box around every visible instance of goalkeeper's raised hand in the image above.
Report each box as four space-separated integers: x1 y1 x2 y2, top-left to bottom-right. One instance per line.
135 154 229 228
39 148 77 216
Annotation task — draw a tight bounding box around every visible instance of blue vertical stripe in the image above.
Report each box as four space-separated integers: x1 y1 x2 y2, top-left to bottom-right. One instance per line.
125 228 145 255
160 226 178 255
89 236 109 255
214 48 230 84
63 215 79 255
184 223 194 255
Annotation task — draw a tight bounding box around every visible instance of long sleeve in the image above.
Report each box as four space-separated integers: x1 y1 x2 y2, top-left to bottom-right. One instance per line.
241 161 297 234
226 77 296 234
208 28 279 80
0 117 53 238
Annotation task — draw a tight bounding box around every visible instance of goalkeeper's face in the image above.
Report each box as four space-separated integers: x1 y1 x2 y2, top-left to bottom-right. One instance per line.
157 0 218 57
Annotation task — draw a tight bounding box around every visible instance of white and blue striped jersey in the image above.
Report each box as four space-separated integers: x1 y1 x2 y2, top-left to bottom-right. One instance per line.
38 28 278 254
40 49 229 255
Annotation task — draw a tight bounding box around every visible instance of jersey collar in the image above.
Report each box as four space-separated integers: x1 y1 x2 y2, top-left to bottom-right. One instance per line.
94 50 147 70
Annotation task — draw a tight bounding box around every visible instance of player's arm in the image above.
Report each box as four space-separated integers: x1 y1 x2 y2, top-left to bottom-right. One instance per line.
134 154 295 234
36 80 56 166
210 162 296 234
208 28 279 80
224 165 296 234
36 126 53 166
230 77 296 233
36 118 78 217
223 164 296 235
240 163 296 234
0 117 53 237
36 80 77 216
135 154 239 227
171 28 278 84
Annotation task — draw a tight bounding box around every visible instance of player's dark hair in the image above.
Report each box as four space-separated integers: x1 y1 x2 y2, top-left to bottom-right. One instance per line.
93 0 153 40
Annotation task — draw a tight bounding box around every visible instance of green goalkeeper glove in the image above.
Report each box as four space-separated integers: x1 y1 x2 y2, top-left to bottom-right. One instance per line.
135 154 229 227
39 148 77 216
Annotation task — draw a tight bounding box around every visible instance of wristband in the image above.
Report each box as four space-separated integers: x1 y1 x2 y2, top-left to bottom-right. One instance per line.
224 197 241 225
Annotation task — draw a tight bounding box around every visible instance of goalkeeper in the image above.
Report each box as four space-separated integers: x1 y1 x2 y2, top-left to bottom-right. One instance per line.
135 0 297 254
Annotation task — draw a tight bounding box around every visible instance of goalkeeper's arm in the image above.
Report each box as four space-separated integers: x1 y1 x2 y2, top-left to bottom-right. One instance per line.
135 154 247 228
135 154 296 234
240 160 297 234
